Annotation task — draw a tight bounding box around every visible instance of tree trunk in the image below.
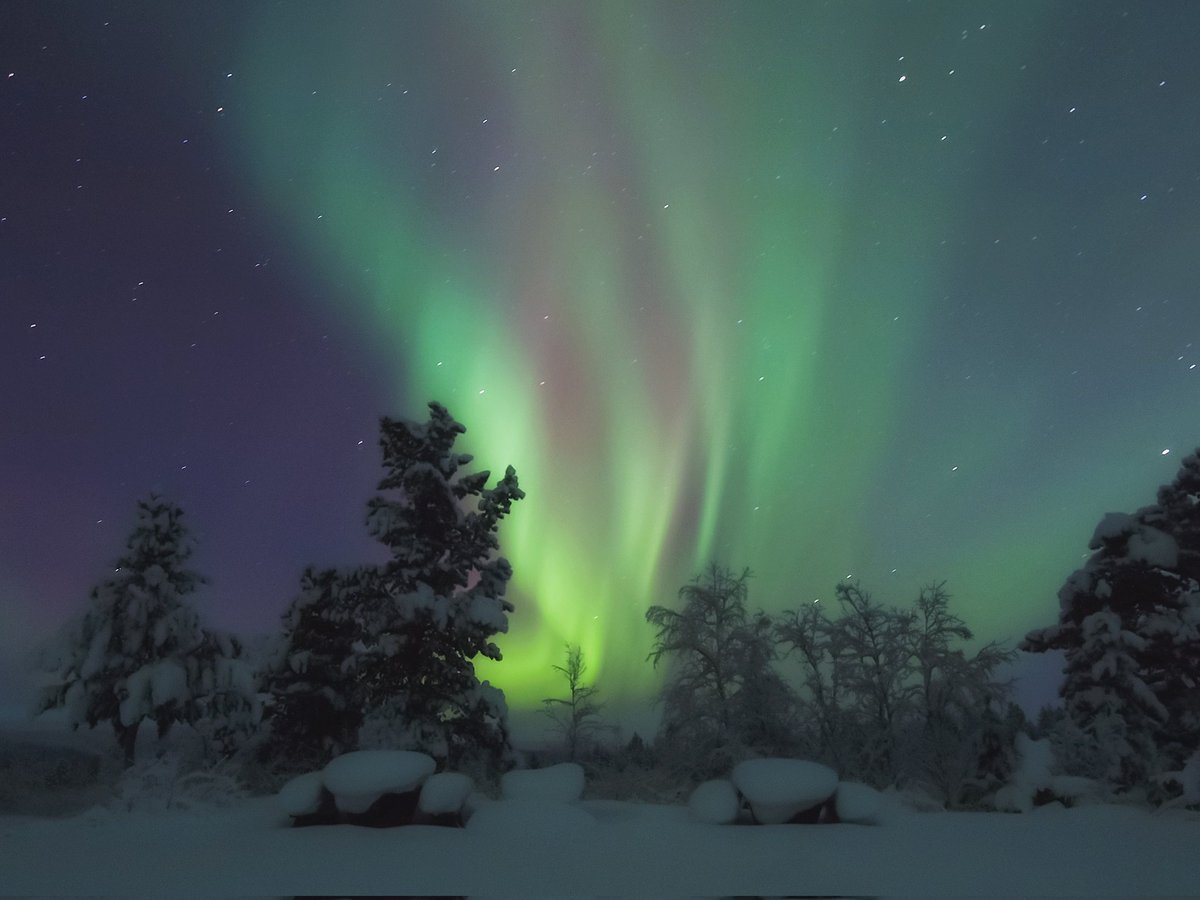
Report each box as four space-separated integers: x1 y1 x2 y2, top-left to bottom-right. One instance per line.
113 719 139 768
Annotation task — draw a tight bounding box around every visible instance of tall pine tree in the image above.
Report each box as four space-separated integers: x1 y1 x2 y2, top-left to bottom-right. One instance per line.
262 566 371 771
266 402 524 771
357 402 524 768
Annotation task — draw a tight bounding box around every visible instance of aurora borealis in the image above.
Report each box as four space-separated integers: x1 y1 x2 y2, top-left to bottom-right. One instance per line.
3 1 1200 729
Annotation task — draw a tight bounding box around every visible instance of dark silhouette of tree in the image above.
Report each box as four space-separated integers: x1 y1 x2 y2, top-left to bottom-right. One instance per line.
647 564 794 779
542 643 605 761
265 402 524 773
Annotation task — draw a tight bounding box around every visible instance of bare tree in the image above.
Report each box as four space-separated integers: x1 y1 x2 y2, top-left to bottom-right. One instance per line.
542 644 605 761
776 599 847 770
828 582 916 784
646 564 794 778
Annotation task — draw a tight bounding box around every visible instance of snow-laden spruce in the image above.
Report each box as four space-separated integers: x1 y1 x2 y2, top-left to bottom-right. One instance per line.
264 402 524 772
36 495 260 765
1023 452 1200 794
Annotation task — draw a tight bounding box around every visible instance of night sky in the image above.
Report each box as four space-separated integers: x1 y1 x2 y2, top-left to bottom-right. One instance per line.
4 1 1200 728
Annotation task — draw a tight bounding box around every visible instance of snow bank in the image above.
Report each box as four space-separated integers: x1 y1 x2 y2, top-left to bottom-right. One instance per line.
732 758 837 824
321 750 435 814
687 779 740 824
501 762 584 802
465 798 596 839
418 772 473 815
834 781 883 824
276 772 325 817
994 734 1071 813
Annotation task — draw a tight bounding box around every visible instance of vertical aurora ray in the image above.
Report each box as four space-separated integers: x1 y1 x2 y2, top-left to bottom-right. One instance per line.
232 4 1058 709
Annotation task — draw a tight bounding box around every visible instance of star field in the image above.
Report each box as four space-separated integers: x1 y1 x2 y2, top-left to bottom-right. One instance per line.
2 1 1199 724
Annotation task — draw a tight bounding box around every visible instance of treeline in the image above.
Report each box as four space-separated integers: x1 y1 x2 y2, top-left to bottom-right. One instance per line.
36 402 523 784
643 565 1019 806
32 401 1200 809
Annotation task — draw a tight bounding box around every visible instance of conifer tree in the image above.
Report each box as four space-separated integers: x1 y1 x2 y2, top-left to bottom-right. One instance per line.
38 495 257 765
262 567 371 770
354 402 524 768
1023 450 1200 789
263 403 523 772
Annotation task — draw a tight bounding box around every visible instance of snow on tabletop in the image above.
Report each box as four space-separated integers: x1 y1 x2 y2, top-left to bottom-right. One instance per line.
321 749 436 814
687 778 740 824
418 772 473 815
834 781 883 824
500 762 584 802
465 798 597 839
276 771 325 817
731 758 838 824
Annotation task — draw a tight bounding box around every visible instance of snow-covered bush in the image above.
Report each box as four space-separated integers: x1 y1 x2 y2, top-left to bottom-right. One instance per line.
994 734 1103 812
108 755 245 813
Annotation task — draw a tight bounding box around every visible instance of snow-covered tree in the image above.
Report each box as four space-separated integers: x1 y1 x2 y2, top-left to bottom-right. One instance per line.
37 496 258 765
647 564 795 779
542 644 606 761
905 584 1017 804
352 402 524 769
261 566 372 771
1023 458 1200 791
262 404 523 773
824 582 915 785
779 581 1015 799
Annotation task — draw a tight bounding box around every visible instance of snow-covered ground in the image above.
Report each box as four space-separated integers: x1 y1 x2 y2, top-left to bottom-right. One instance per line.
1 789 1197 896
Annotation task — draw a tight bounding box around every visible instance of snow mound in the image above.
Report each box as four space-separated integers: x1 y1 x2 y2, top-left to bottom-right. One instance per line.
834 781 883 824
321 750 436 814
501 762 584 802
418 772 473 815
276 771 325 817
1049 775 1103 805
687 779 740 824
465 798 596 838
994 734 1050 813
732 758 838 824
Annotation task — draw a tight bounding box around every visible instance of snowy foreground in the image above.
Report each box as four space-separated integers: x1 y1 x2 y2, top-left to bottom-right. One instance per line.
2 790 1198 897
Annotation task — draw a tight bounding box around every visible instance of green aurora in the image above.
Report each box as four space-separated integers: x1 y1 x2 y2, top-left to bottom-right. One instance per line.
228 3 1192 709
